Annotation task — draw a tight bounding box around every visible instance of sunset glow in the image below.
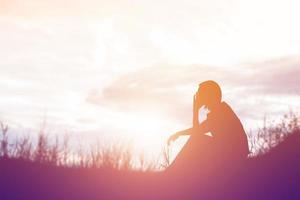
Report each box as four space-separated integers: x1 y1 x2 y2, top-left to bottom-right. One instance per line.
1 0 300 163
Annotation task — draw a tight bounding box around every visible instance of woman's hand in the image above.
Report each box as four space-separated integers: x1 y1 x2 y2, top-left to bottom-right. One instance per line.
167 132 179 145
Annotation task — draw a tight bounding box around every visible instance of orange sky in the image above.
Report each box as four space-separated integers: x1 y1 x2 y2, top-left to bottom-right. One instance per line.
1 0 300 162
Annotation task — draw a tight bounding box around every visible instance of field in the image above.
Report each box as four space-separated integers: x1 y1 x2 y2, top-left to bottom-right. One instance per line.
1 113 300 200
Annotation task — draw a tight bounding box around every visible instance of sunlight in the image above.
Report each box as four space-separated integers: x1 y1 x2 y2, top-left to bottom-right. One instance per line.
116 112 176 152
1 1 300 199
104 109 190 166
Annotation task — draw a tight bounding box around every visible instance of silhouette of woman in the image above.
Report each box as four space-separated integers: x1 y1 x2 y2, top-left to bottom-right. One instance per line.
167 80 249 172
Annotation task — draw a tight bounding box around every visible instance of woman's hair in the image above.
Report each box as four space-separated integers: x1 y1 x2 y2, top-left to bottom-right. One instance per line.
198 80 222 105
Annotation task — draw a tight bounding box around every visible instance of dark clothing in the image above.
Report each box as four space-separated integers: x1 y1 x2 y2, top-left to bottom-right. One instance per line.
200 102 249 159
169 102 249 172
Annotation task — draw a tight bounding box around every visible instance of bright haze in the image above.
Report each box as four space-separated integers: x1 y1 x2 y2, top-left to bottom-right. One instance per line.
1 0 300 161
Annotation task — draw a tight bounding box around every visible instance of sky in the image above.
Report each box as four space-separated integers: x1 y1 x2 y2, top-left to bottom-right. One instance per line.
1 0 300 161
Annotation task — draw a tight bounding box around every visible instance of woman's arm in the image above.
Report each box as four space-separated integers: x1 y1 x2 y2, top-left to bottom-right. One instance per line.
176 128 194 136
168 90 214 145
167 121 210 145
167 128 192 145
177 121 210 137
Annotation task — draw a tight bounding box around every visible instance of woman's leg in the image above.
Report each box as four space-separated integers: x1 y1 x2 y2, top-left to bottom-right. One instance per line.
168 134 213 172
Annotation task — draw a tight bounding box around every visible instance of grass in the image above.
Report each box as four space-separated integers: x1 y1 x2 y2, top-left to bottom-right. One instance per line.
0 122 169 171
0 112 300 200
1 112 299 170
248 111 299 155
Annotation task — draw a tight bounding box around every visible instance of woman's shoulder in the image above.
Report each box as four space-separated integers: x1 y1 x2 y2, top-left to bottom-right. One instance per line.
219 101 237 117
220 101 233 110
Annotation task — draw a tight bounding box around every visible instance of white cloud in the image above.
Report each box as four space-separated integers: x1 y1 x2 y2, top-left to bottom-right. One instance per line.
1 0 300 159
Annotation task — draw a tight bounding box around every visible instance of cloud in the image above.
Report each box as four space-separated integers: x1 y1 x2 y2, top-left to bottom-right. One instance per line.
244 57 300 95
87 64 244 123
0 0 118 17
0 0 236 20
87 57 300 128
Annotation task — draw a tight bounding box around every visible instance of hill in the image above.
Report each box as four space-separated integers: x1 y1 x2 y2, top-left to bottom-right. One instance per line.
1 131 300 200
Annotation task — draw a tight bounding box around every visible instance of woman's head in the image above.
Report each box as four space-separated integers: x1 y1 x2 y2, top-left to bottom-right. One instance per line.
196 80 222 109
